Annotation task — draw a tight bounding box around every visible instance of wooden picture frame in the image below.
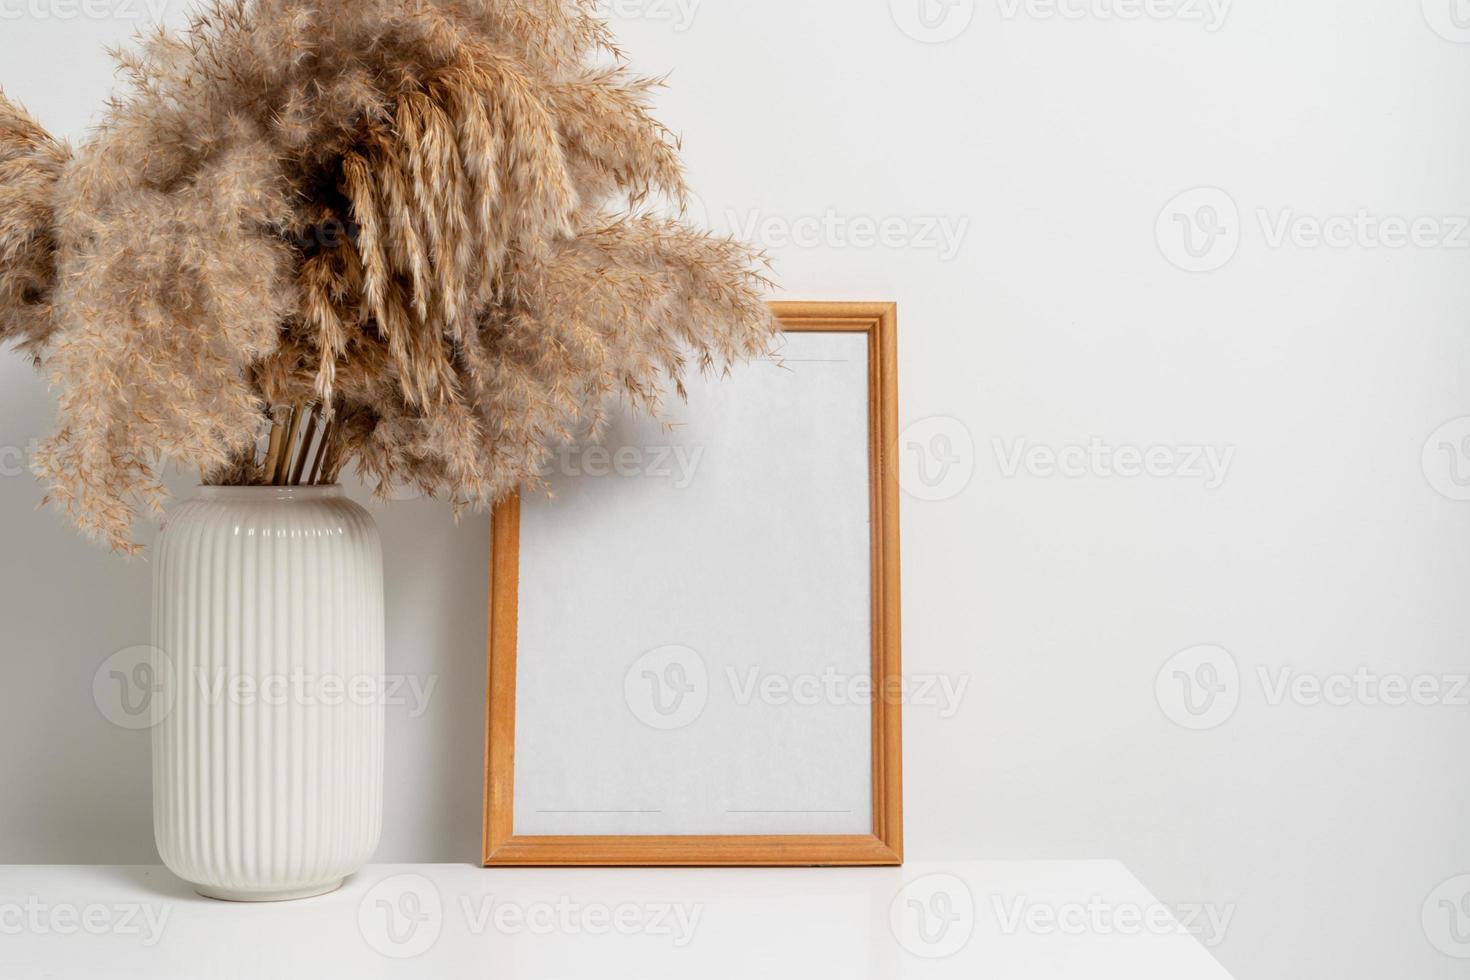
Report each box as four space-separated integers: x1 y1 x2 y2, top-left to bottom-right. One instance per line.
483 301 902 867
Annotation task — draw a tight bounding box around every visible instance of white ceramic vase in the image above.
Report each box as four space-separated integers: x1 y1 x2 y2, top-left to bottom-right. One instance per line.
151 486 385 901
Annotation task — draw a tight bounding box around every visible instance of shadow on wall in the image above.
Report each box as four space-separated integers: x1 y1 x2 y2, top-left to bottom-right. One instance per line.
0 360 155 862
0 358 491 863
362 492 489 864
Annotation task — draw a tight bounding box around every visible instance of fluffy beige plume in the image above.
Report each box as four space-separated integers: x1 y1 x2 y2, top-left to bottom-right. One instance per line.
0 0 777 551
0 92 69 361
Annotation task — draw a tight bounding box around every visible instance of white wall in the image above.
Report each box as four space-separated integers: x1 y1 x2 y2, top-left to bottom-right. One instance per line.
2 2 1469 978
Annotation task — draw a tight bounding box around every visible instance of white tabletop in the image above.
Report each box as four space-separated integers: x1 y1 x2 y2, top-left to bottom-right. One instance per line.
0 861 1234 979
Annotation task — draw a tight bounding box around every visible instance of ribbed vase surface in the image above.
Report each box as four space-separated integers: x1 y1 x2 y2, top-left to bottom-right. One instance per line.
151 486 384 902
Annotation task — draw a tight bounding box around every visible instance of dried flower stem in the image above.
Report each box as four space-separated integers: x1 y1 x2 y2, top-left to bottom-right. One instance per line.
308 417 335 486
273 405 303 486
288 404 320 486
260 413 286 485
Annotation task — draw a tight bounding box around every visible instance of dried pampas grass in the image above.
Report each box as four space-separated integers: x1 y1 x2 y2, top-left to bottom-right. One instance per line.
0 0 776 552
